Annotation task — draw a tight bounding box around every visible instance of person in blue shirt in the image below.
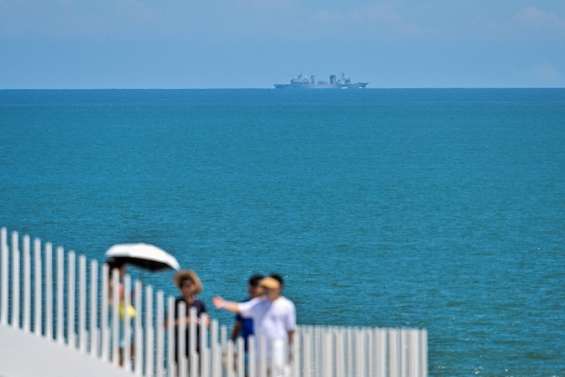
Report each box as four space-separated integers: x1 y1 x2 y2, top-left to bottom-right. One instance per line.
231 274 264 349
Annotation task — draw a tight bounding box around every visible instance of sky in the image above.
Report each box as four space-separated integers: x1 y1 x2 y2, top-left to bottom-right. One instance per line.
1 0 565 88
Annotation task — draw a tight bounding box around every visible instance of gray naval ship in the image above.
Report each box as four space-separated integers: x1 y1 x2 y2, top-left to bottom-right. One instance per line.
274 73 368 89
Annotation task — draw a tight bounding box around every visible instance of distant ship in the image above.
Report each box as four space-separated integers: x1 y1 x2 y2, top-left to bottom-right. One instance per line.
274 73 368 89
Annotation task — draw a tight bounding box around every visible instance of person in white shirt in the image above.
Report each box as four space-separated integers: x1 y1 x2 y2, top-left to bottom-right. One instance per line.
213 274 296 375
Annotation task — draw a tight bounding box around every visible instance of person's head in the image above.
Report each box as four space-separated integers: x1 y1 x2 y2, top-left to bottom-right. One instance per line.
269 273 284 289
174 270 203 298
248 274 264 298
106 259 127 279
259 274 283 301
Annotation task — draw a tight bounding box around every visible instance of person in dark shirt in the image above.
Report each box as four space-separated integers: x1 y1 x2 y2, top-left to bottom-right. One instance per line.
169 270 207 363
231 274 264 349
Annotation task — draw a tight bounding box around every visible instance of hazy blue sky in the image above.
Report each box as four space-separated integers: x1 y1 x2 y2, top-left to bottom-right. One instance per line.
1 0 565 88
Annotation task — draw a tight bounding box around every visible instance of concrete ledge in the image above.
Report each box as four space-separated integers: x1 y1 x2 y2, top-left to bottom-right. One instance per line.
0 325 133 377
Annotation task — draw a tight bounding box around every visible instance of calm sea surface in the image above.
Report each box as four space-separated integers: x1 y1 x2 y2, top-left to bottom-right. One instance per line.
1 89 564 376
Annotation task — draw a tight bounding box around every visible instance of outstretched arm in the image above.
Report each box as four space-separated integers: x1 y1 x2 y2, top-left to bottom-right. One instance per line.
213 296 241 314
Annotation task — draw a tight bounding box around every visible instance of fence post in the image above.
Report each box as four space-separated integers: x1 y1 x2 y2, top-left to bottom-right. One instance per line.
408 330 419 377
200 313 209 377
134 279 143 376
374 328 386 377
67 251 76 348
78 255 87 353
33 238 43 336
303 330 312 377
220 325 228 376
11 231 20 329
367 328 373 377
292 327 300 377
337 328 345 377
357 329 366 377
248 336 256 377
22 235 31 333
124 275 133 372
349 328 355 377
210 319 220 377
0 227 8 326
145 285 154 377
56 246 64 343
177 301 187 377
259 335 268 377
321 331 332 377
166 296 175 377
311 327 317 377
111 268 120 366
388 329 401 377
226 340 235 377
345 327 353 377
401 329 409 377
45 242 53 340
189 308 198 377
236 336 244 377
420 330 428 377
156 290 164 377
89 259 99 356
101 263 110 360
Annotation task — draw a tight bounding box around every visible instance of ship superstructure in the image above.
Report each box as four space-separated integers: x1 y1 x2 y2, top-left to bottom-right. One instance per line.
274 73 368 89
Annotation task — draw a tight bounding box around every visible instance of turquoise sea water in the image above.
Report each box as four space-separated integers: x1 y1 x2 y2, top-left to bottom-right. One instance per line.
0 89 564 376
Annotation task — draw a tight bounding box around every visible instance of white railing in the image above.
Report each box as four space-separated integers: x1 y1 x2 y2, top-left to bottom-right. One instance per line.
0 227 428 377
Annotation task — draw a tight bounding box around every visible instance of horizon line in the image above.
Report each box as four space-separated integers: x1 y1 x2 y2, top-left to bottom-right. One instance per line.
1 87 565 90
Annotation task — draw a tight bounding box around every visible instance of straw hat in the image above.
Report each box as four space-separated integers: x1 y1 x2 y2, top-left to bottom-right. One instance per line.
259 277 280 290
173 270 203 294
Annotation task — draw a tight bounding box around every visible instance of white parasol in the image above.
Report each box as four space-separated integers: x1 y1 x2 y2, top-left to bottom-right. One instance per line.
105 243 180 271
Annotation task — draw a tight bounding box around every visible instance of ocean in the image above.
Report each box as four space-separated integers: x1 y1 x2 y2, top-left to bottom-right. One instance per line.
0 89 564 376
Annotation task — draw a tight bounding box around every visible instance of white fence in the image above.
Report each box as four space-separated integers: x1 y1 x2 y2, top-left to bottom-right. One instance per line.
0 228 428 377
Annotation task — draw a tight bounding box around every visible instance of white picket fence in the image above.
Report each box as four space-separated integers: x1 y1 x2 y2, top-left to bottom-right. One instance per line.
0 228 428 377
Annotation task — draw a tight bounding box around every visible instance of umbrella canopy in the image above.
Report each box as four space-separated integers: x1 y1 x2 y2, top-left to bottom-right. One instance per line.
105 243 180 271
